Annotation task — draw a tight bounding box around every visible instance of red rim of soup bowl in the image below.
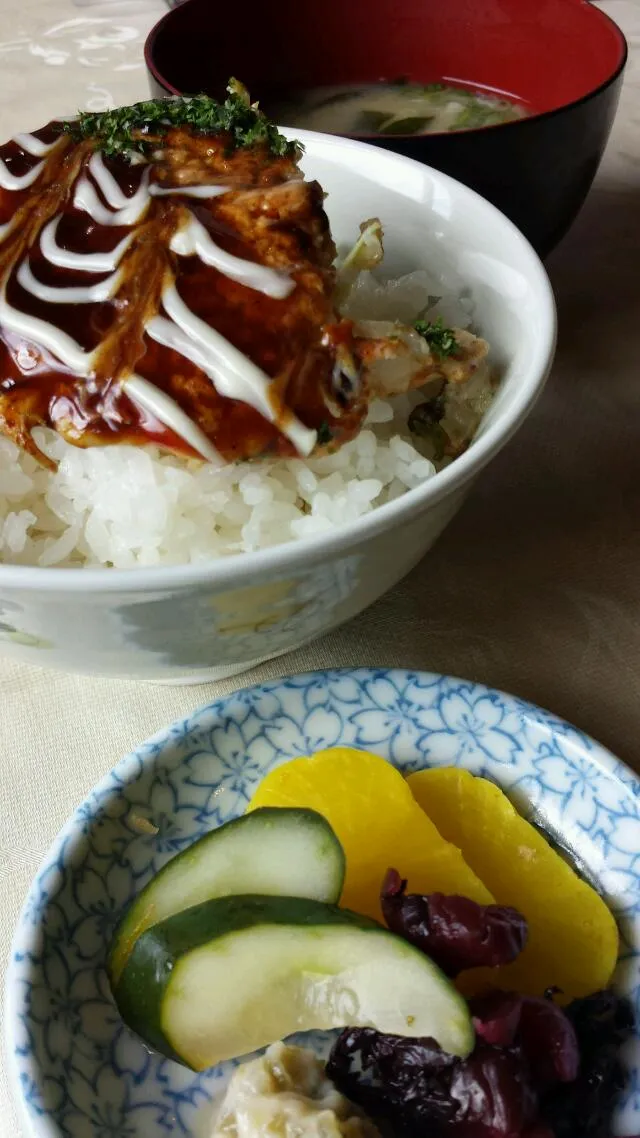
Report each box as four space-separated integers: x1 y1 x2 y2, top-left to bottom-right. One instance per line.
143 0 627 139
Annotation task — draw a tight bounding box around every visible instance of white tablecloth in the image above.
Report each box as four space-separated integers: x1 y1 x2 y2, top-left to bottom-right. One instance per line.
1 2 639 1133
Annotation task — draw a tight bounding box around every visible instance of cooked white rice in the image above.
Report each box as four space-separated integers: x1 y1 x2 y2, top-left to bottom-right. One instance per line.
0 270 491 569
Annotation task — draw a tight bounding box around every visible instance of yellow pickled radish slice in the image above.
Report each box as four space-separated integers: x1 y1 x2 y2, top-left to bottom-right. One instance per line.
247 747 493 921
407 766 619 1001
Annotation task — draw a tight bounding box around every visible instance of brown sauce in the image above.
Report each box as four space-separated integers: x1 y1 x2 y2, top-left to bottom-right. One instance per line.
0 123 366 466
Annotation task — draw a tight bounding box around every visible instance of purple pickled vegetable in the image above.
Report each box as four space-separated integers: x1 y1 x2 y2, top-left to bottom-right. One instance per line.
327 992 631 1138
450 1045 538 1137
470 992 523 1047
326 1028 458 1131
381 869 528 977
540 991 635 1138
328 1027 540 1137
564 988 634 1051
330 872 630 1138
518 997 579 1084
470 992 579 1085
327 991 591 1137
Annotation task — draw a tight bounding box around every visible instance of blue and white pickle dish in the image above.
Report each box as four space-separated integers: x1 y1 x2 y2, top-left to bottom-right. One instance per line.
5 668 639 1138
0 120 555 683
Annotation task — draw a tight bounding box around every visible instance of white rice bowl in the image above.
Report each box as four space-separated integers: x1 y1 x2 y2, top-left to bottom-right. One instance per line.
0 269 493 569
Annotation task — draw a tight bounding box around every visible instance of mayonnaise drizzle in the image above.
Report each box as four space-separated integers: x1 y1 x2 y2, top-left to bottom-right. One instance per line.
150 184 231 199
40 215 133 273
88 151 142 211
0 157 44 192
0 282 95 375
171 214 294 300
17 259 122 305
12 133 58 158
74 167 150 227
149 285 317 456
123 373 223 465
1 138 315 463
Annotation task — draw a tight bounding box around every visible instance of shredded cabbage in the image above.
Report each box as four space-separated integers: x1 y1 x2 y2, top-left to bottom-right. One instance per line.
335 218 384 308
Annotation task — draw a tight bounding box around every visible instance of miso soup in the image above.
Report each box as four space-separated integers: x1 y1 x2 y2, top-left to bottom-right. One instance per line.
270 82 527 136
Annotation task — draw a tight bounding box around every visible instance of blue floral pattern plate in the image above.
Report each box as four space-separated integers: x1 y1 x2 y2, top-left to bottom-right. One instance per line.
6 669 640 1138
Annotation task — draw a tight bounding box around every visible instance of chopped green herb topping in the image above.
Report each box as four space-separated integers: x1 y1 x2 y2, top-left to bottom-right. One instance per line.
414 316 458 358
64 80 300 161
317 420 333 446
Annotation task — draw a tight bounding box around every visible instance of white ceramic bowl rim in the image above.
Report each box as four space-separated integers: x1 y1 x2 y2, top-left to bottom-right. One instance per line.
0 131 556 594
